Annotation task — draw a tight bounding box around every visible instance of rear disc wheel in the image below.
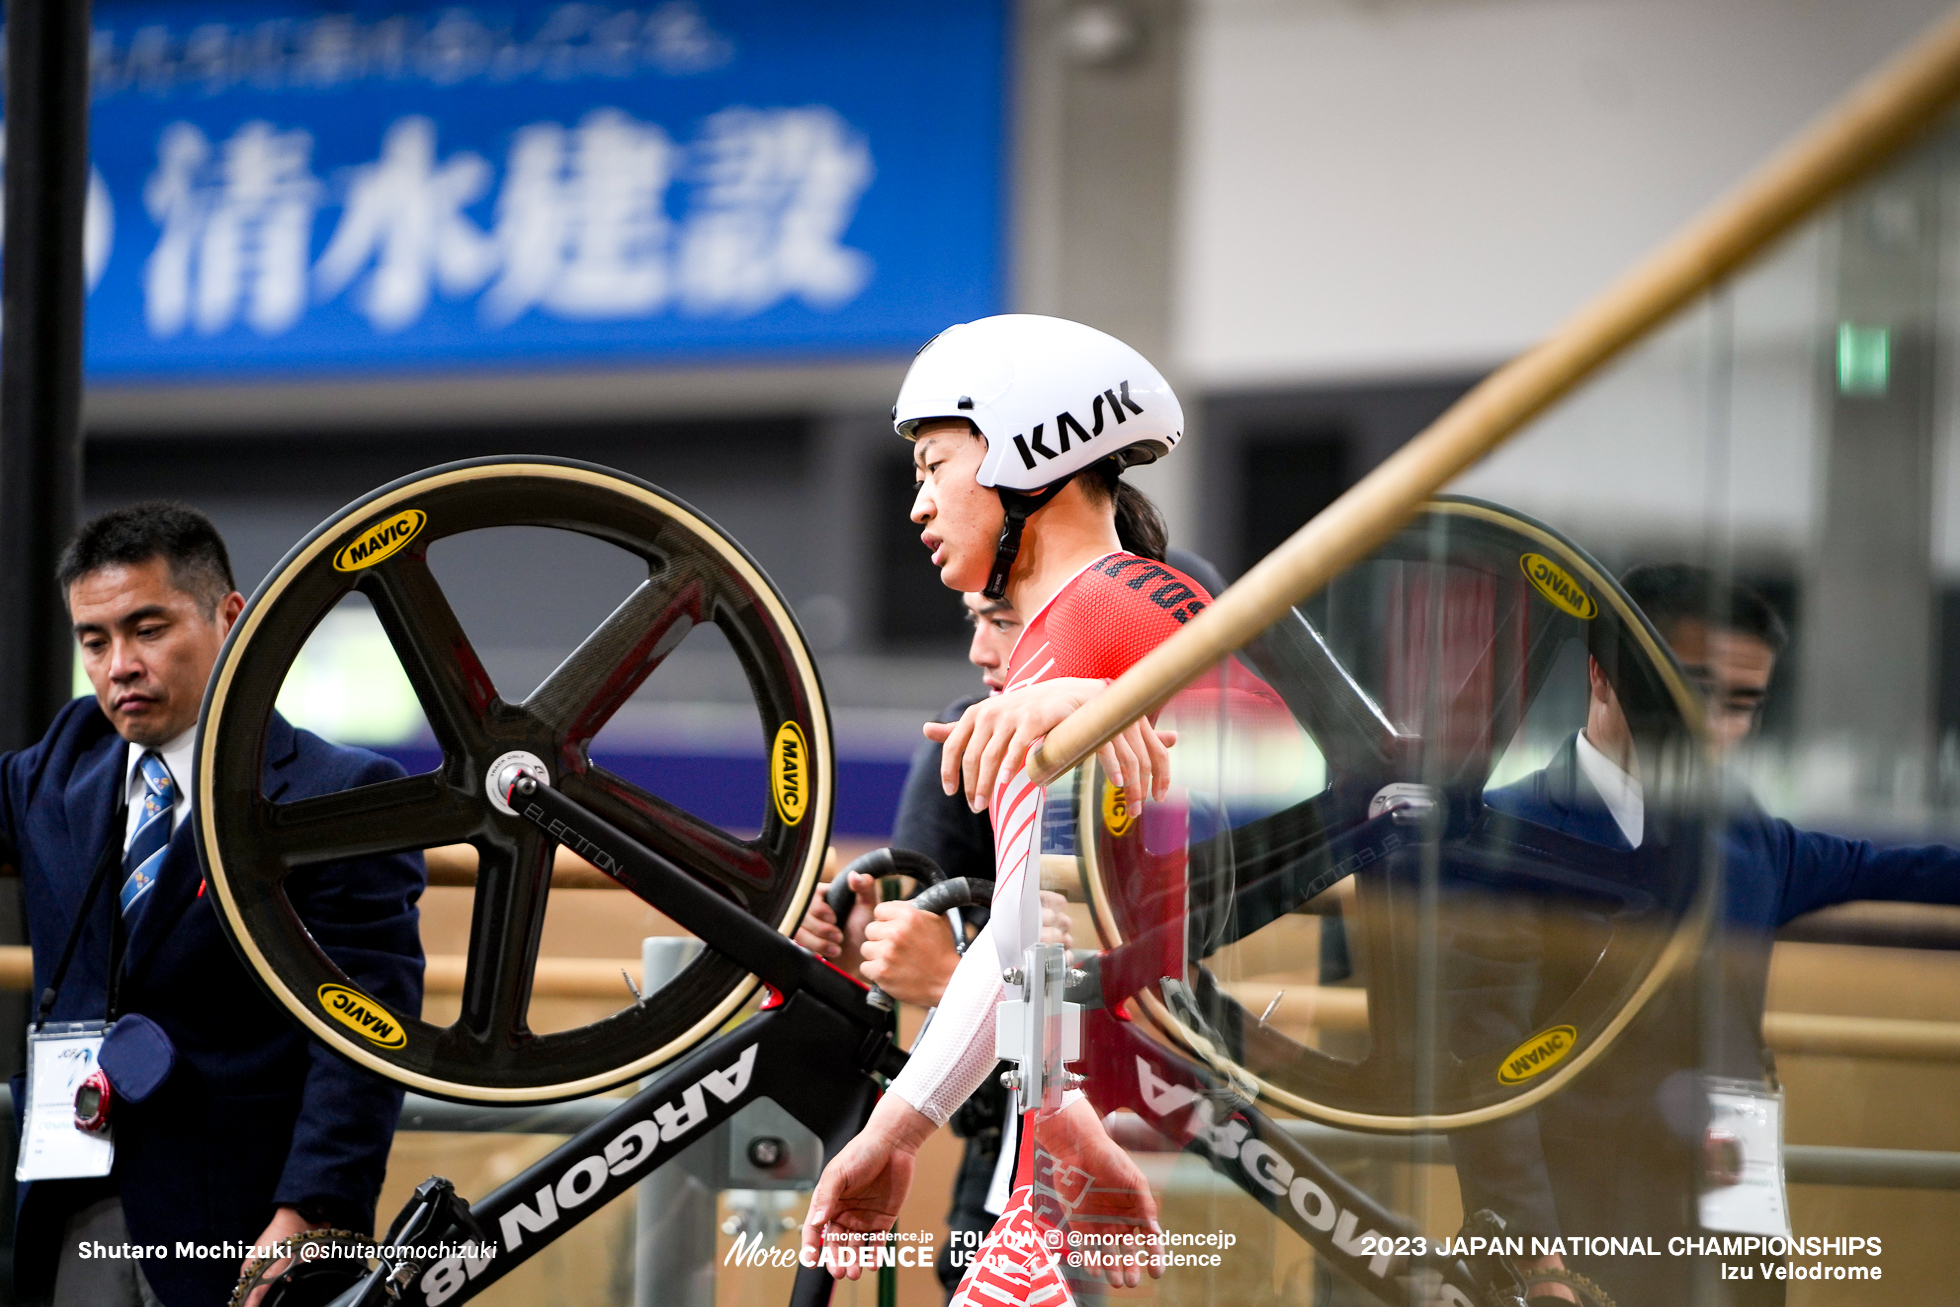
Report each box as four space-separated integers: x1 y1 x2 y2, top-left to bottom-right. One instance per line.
196 457 831 1104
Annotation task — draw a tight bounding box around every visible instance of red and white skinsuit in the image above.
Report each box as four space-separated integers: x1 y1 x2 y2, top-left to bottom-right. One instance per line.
887 552 1212 1305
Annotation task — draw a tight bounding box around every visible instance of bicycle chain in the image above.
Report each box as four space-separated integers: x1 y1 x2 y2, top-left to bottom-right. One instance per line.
227 1228 372 1307
1517 1266 1622 1307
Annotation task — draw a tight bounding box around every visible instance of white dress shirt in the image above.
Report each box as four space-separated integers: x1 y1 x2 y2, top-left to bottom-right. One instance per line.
1575 730 1643 850
122 727 196 851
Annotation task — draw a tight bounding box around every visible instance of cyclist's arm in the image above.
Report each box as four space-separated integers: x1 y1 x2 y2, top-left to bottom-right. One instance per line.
927 677 1174 811
887 915 1006 1124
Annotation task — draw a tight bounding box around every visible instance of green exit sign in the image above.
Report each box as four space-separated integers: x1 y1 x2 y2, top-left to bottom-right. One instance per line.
1837 323 1890 395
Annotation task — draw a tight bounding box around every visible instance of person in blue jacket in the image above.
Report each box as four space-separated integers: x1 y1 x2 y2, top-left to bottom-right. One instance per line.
1456 564 1960 1305
1 503 424 1307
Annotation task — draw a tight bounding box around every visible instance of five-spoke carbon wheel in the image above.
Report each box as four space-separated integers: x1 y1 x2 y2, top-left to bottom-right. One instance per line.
195 458 831 1103
1078 496 1712 1131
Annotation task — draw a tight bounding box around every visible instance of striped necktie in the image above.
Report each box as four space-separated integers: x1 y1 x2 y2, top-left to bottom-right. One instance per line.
121 751 175 922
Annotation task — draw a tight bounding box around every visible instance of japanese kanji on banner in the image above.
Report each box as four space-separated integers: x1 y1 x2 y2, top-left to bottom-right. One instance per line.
59 1 1006 379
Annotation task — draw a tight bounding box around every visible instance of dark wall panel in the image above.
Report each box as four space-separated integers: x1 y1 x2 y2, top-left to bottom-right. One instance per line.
84 419 811 656
1200 374 1481 578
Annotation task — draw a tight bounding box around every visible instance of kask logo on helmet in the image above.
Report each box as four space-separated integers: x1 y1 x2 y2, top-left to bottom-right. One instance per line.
1010 380 1146 470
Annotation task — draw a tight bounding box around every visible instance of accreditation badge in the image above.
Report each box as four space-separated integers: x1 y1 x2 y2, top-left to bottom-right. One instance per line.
17 1022 114 1181
1697 1077 1790 1238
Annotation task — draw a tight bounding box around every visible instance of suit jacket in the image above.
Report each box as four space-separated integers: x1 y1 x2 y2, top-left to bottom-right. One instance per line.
1455 734 1960 1272
1 696 425 1307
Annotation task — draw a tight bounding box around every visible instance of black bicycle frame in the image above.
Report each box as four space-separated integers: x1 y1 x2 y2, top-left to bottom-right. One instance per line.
1081 1008 1483 1306
337 773 1492 1307
322 775 903 1307
393 993 883 1307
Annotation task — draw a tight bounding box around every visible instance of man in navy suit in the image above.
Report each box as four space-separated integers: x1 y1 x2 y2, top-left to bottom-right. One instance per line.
1455 565 1960 1304
1 503 424 1307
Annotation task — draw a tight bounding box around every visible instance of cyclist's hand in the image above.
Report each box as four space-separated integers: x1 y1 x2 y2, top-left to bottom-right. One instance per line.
1092 714 1176 813
860 890 1068 1006
795 870 878 977
1032 1098 1163 1289
793 897 842 958
925 678 1173 812
802 1096 935 1279
862 902 961 1007
1038 890 1074 950
238 1206 321 1307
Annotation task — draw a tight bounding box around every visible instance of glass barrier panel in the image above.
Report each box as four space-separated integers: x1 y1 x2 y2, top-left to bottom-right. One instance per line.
974 118 1960 1307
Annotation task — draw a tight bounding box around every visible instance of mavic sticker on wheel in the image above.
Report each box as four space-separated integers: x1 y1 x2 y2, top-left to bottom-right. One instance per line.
1102 780 1135 837
1520 553 1597 620
1498 1024 1577 1084
770 721 808 825
318 983 408 1048
333 509 426 572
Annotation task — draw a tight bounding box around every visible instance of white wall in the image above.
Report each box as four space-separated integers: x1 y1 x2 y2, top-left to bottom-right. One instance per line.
1448 222 1830 553
1176 0 1955 388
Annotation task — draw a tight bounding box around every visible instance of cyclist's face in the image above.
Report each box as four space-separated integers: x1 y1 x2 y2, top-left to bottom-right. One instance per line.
1662 619 1775 757
963 593 1023 691
911 421 1002 594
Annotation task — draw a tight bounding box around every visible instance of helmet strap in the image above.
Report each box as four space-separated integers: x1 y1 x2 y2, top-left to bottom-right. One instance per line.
984 478 1072 602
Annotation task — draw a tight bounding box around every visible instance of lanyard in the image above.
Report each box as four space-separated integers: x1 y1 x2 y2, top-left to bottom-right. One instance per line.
36 803 130 1030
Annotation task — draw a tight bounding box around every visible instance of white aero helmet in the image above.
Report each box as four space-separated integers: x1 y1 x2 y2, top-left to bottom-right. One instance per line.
894 315 1184 597
894 314 1183 491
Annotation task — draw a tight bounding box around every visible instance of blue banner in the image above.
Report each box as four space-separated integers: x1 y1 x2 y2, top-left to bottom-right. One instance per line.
69 1 1007 379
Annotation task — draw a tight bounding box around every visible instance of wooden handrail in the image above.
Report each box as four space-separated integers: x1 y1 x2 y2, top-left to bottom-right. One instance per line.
425 953 650 1002
1778 900 1960 951
422 842 846 891
423 844 621 891
1221 980 1960 1064
0 847 627 890
2 945 1951 1059
1762 1011 1960 1061
0 947 654 1004
1029 4 1960 784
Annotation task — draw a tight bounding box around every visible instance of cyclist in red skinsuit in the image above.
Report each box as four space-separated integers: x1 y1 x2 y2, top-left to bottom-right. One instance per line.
803 317 1201 1303
1004 554 1210 689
